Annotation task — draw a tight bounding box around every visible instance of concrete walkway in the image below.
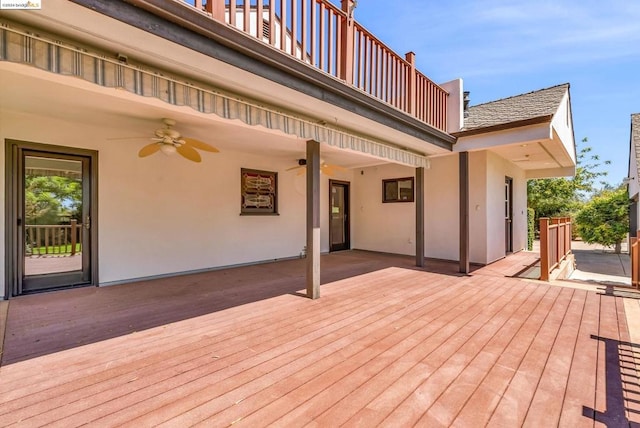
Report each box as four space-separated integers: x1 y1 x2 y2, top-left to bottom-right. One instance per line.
569 241 631 287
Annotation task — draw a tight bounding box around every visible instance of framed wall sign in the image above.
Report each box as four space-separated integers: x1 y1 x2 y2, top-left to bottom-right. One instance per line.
241 168 278 215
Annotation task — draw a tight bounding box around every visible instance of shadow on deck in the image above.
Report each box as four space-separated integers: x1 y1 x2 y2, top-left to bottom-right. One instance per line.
1 250 468 366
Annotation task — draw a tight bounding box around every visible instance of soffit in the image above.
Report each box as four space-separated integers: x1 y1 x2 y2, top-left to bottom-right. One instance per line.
0 63 388 170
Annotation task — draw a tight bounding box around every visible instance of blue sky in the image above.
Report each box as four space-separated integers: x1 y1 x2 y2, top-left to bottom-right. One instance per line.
353 0 640 186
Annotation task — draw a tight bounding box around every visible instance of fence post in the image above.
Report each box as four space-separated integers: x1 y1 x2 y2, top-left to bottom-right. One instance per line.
565 217 572 254
405 51 416 116
540 218 550 281
70 220 78 256
551 218 561 264
340 0 355 85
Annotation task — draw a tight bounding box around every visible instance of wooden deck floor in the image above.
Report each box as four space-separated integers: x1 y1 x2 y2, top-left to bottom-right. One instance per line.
0 250 638 427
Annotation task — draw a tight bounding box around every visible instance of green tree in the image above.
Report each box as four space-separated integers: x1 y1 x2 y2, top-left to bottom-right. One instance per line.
25 174 82 224
575 187 629 253
527 138 611 225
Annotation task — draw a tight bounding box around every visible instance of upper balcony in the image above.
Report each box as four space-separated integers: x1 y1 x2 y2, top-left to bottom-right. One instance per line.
176 0 448 133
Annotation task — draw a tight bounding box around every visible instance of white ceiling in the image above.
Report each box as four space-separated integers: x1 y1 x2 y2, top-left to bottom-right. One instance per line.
0 64 390 169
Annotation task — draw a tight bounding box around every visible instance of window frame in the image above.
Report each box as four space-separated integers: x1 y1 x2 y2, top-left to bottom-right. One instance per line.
382 177 415 203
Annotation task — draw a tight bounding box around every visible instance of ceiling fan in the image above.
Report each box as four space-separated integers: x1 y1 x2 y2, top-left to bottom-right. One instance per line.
286 159 346 177
136 118 219 162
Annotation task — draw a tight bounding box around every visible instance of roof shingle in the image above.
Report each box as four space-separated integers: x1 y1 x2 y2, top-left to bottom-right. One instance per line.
463 83 569 131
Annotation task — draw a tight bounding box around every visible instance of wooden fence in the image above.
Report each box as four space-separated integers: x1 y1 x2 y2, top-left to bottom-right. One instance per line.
25 220 82 256
182 0 448 132
631 230 640 289
539 217 572 281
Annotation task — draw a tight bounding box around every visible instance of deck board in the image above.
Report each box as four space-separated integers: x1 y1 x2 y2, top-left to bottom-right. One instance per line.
0 250 637 427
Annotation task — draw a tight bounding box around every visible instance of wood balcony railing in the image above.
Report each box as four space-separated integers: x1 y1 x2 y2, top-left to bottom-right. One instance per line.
539 217 572 281
25 221 83 256
631 230 639 289
185 0 448 132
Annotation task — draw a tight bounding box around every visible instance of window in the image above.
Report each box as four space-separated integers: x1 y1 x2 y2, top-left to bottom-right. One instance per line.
382 177 414 203
241 168 278 215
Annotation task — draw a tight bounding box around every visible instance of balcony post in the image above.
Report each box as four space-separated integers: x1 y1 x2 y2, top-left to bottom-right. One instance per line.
207 0 225 22
540 218 550 281
405 51 417 116
340 0 356 85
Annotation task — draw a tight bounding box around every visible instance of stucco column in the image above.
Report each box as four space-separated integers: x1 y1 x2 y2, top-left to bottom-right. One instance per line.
415 166 425 267
306 140 321 299
459 151 470 274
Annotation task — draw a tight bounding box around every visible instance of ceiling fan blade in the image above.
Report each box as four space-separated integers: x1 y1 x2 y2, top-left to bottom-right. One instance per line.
286 165 305 172
138 143 161 158
321 165 336 176
297 168 306 176
176 144 202 162
182 137 219 153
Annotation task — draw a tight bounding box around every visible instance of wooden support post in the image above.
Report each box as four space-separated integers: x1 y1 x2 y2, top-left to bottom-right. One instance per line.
540 217 550 281
340 0 356 84
70 220 77 256
405 51 416 116
306 140 321 299
459 152 469 274
415 166 425 267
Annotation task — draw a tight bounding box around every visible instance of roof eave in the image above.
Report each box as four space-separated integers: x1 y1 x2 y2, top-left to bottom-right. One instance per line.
452 115 554 139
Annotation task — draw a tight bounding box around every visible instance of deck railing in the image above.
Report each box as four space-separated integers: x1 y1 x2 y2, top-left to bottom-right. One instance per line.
539 217 572 281
25 221 82 256
631 230 640 289
184 0 448 132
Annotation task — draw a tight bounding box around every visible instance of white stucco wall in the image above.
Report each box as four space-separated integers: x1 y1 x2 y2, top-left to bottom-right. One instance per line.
351 163 417 255
350 151 529 265
351 155 461 262
1 110 355 285
629 139 639 200
485 151 527 264
425 154 460 261
469 151 488 264
551 92 577 165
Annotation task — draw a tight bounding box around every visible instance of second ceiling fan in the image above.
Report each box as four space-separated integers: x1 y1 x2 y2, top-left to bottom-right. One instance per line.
286 159 345 177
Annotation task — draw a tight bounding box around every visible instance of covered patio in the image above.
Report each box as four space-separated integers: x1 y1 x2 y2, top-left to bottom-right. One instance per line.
1 250 639 426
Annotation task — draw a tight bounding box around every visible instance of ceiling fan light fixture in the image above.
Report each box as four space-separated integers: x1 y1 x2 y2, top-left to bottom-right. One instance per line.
160 143 177 156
